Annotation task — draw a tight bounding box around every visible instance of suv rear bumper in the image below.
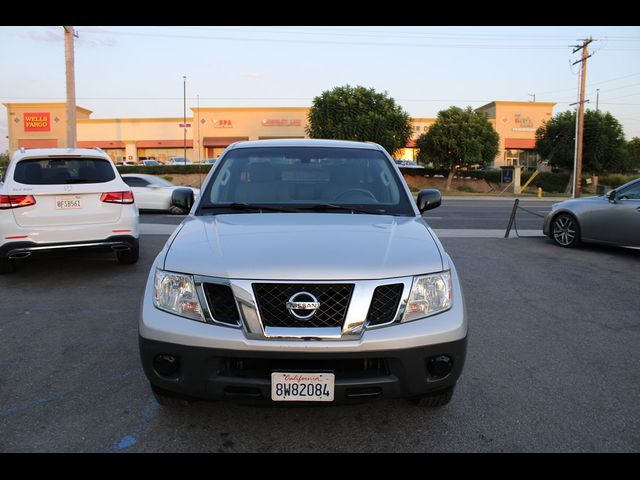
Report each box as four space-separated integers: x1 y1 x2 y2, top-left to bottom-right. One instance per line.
0 235 138 259
139 335 467 404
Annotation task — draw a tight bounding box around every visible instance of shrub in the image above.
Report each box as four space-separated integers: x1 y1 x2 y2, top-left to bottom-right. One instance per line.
116 164 212 175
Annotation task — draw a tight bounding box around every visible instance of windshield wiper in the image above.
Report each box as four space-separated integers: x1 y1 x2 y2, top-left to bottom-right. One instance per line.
296 203 388 215
199 202 295 213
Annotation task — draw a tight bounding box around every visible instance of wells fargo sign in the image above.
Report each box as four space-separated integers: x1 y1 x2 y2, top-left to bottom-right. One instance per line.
24 112 51 132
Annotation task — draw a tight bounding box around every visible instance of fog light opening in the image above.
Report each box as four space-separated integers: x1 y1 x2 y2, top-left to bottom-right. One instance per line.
153 354 180 378
427 355 453 379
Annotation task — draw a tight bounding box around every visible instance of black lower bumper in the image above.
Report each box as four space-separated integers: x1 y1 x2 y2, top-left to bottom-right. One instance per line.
139 335 467 405
0 235 138 259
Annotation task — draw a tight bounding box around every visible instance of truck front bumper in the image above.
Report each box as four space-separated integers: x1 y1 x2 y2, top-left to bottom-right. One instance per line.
139 335 467 404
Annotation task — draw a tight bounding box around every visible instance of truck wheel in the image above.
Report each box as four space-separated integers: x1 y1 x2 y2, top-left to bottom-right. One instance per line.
0 257 16 274
150 383 192 408
409 385 455 407
117 244 139 265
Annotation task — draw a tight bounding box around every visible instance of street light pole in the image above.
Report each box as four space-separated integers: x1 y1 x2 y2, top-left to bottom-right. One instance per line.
183 75 187 164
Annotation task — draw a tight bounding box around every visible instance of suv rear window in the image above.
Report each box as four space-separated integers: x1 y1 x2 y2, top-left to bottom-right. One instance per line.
14 157 116 185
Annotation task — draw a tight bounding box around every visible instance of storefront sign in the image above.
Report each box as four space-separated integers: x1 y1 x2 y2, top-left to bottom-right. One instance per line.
513 113 534 131
24 112 50 131
261 119 302 127
213 119 233 128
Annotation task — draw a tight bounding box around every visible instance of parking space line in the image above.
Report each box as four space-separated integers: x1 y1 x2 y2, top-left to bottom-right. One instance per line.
434 229 543 238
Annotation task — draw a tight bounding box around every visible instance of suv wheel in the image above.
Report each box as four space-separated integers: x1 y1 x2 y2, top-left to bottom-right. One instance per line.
0 257 16 274
551 213 581 248
409 385 455 407
116 244 139 264
150 383 193 408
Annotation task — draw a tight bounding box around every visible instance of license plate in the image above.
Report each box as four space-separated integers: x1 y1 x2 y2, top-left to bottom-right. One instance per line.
271 372 335 402
55 196 83 210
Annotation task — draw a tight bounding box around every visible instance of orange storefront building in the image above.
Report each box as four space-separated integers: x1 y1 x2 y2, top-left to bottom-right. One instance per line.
4 101 555 169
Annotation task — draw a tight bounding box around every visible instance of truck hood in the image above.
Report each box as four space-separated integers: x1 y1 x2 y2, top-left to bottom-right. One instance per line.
163 213 444 280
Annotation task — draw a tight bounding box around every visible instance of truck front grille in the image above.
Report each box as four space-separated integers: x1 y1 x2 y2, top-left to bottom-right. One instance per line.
366 283 404 326
202 283 241 326
253 283 354 328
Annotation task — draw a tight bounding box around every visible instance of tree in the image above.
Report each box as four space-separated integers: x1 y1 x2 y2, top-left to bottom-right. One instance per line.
535 110 629 174
627 137 640 172
415 106 499 191
306 85 413 155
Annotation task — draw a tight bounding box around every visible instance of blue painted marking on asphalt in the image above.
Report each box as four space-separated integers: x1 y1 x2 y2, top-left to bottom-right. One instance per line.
113 397 159 451
0 368 140 418
0 391 66 418
117 435 137 449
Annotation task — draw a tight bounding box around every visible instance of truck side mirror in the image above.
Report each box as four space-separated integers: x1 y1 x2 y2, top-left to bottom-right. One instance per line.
172 188 194 211
417 189 442 213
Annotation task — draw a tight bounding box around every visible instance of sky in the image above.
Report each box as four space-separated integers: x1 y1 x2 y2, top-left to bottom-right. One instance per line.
1 25 640 152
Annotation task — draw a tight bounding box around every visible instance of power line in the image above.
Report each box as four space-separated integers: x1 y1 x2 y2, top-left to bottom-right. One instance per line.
164 25 640 42
86 28 628 50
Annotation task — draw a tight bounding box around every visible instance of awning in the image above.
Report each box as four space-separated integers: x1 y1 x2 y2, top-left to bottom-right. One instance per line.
203 136 249 147
504 138 535 149
136 140 194 148
18 139 58 149
77 140 125 149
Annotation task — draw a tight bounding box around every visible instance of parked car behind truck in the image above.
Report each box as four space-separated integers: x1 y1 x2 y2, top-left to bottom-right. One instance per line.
0 148 139 274
139 139 467 407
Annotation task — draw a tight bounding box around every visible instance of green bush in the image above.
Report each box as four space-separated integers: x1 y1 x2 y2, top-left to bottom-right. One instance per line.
116 164 212 175
529 172 571 193
466 170 502 183
597 173 638 189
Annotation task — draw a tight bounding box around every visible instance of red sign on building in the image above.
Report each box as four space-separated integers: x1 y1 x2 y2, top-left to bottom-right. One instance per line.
24 112 51 132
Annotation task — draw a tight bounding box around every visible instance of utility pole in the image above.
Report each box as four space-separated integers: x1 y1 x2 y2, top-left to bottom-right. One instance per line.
63 26 78 148
570 37 593 198
596 88 600 112
183 75 187 164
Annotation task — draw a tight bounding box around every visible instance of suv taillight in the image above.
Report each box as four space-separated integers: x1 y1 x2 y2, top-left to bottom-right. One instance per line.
100 191 134 204
0 195 37 209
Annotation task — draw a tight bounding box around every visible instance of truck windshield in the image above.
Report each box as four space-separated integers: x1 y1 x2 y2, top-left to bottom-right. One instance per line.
198 147 414 216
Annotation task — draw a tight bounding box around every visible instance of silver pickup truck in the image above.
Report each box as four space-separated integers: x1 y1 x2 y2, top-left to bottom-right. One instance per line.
139 139 467 407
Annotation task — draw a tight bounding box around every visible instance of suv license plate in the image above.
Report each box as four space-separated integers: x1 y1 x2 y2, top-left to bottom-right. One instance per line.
55 196 83 210
271 372 335 402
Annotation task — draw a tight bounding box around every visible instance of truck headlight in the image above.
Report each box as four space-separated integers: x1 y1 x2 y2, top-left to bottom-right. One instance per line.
402 271 452 322
153 269 204 322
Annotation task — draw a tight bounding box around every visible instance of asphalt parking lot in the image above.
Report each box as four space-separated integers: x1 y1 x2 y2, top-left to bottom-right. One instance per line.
1 217 638 452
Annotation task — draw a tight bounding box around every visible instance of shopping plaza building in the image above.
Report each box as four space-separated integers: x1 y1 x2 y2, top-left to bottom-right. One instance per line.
4 100 555 169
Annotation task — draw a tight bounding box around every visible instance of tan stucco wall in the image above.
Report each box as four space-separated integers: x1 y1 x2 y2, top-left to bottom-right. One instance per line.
4 103 91 153
478 101 555 166
77 117 193 142
5 102 554 166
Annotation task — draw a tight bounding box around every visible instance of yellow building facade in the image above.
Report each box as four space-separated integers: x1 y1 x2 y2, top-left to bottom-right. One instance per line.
4 101 554 168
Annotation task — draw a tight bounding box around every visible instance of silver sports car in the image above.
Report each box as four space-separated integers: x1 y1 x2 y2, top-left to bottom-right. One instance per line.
543 177 640 248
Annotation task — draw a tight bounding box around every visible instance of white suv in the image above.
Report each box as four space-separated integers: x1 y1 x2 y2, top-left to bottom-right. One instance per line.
0 148 140 274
